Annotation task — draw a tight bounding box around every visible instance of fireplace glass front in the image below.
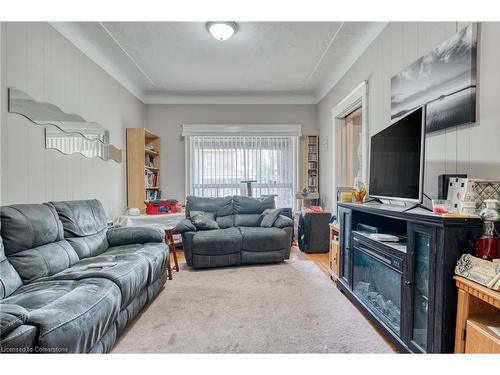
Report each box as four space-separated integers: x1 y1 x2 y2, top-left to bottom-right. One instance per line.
353 247 402 335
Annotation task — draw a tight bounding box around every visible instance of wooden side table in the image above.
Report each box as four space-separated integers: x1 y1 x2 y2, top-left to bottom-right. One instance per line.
165 228 179 280
454 276 500 353
328 223 340 281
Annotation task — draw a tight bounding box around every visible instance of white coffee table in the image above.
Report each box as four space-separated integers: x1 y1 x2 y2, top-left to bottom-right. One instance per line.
116 212 185 231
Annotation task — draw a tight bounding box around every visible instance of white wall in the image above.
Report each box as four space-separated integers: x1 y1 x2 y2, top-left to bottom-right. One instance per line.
145 104 317 202
0 23 3 205
318 22 500 210
0 22 144 219
3 22 499 216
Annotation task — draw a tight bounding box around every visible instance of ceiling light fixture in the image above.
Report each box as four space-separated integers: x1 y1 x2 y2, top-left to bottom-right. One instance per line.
206 22 237 41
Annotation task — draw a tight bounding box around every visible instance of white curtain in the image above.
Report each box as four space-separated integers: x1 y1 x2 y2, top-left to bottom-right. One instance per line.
188 136 297 208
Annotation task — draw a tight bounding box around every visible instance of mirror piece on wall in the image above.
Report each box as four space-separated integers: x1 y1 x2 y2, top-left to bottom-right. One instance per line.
45 127 123 162
8 88 122 162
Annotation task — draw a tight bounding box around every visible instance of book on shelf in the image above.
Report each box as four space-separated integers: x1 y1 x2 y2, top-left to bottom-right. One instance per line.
146 190 160 201
308 176 318 186
144 169 158 188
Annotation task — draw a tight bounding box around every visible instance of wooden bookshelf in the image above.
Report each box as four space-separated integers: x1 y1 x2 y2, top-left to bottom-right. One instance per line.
126 128 161 213
302 135 319 193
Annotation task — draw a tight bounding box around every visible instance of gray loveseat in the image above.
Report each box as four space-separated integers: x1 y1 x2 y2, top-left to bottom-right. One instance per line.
0 199 168 353
175 195 293 268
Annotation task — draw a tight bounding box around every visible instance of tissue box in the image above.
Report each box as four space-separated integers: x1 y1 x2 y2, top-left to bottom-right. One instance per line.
447 178 500 213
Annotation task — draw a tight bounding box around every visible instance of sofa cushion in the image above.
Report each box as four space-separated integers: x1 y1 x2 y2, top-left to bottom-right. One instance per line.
1 204 80 284
0 304 29 336
0 229 22 299
233 195 275 214
1 204 64 254
1 278 120 353
215 215 234 229
49 199 108 237
103 242 169 284
174 218 197 234
190 211 219 230
185 196 232 217
260 208 283 227
273 215 293 228
0 324 38 352
49 200 109 259
7 240 80 284
0 256 22 299
192 227 242 255
107 226 164 247
44 253 150 309
65 230 109 260
234 214 262 227
239 227 289 251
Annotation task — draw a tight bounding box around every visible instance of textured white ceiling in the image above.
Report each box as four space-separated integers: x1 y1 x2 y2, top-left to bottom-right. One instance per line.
51 22 387 103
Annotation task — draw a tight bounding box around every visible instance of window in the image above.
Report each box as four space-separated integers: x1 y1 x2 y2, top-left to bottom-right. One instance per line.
339 107 363 188
331 81 369 210
188 136 298 208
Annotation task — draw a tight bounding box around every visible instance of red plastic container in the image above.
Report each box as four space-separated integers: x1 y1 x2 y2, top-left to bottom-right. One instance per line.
146 201 177 215
167 202 177 213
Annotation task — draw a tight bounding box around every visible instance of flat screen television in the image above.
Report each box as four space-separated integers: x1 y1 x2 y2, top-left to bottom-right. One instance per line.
369 107 425 203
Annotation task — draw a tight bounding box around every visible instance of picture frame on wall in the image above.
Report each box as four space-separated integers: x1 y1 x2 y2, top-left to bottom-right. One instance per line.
391 24 477 133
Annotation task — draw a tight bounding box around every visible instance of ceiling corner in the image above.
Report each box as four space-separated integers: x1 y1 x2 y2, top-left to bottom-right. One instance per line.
49 22 147 103
314 22 388 103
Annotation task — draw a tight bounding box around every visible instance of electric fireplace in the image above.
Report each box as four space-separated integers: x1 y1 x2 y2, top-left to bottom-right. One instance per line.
337 203 483 353
352 232 404 336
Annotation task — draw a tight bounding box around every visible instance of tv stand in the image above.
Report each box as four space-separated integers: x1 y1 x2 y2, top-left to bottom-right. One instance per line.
336 201 482 353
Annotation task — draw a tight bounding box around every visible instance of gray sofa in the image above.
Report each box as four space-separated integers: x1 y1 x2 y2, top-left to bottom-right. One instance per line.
0 199 168 353
175 195 293 268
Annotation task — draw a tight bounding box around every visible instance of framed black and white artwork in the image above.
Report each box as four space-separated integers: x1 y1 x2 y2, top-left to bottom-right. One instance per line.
391 24 477 133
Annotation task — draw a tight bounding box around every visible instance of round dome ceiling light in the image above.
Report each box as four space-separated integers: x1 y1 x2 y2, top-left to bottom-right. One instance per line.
206 22 238 41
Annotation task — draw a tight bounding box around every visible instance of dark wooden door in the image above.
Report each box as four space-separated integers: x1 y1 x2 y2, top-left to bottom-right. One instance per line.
404 223 437 353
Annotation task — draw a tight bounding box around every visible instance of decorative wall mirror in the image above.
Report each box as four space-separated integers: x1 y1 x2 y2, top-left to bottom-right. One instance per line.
8 88 122 162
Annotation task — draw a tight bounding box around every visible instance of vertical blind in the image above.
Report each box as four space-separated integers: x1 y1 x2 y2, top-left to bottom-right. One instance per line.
189 136 297 208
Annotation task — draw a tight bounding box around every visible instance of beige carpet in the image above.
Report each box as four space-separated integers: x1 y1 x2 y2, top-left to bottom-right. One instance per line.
113 259 393 353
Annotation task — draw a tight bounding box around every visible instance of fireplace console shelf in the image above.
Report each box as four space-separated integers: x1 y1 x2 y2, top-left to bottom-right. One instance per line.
337 202 483 353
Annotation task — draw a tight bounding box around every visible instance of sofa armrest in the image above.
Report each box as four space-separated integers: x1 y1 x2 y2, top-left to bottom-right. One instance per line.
273 215 293 228
174 218 196 234
107 226 164 246
0 304 29 336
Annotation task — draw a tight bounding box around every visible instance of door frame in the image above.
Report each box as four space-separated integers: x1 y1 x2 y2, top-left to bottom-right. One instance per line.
330 81 369 211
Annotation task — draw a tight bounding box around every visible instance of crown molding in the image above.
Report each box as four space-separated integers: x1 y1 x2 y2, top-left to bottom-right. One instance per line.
50 22 388 106
143 93 317 105
314 22 388 103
